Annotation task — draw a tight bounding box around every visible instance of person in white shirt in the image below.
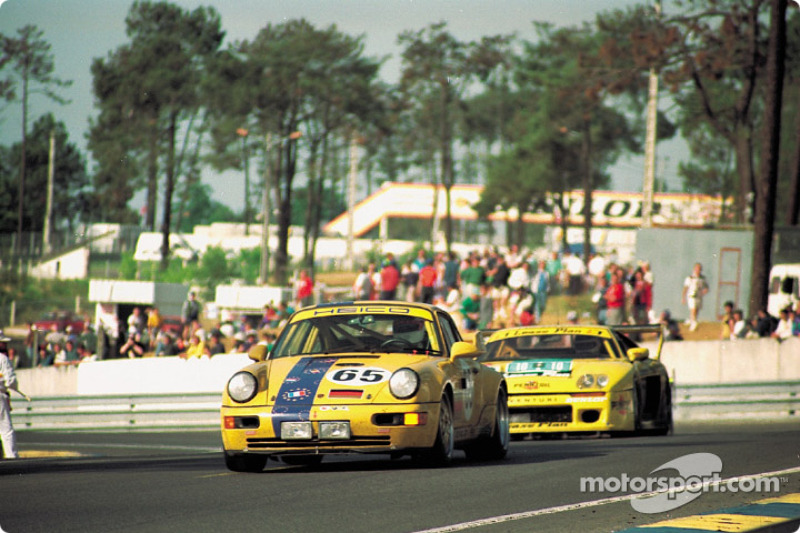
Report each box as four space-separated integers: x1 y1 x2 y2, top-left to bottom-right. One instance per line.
564 251 587 295
730 309 748 339
682 262 709 332
0 332 20 459
771 308 794 340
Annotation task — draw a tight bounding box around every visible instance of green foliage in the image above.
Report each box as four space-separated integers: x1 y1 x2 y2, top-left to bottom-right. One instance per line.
118 252 139 280
0 271 89 327
196 246 228 286
0 114 90 234
233 248 261 284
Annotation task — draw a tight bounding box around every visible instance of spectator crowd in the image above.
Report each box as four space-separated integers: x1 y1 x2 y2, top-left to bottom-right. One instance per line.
12 247 797 370
720 300 800 341
350 246 658 334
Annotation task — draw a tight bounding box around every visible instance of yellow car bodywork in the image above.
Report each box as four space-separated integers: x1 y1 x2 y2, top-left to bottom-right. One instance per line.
221 302 508 471
479 324 672 436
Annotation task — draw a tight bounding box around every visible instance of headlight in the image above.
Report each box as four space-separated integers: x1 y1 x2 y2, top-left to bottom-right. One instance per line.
577 374 594 389
389 368 419 399
227 372 258 403
577 373 609 389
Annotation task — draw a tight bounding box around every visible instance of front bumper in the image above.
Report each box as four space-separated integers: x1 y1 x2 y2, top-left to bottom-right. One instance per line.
221 402 441 456
508 390 634 433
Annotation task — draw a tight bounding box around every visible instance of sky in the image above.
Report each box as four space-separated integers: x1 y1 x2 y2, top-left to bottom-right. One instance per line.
0 0 685 213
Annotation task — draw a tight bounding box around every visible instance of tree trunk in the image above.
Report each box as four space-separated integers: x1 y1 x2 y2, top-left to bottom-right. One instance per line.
146 127 158 231
582 117 593 265
749 0 786 315
16 75 29 254
160 114 177 271
440 81 454 255
274 135 299 285
733 126 755 224
787 87 800 226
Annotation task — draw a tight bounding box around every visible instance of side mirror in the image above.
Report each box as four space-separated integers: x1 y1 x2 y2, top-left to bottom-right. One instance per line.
450 341 481 361
248 343 269 363
627 347 649 362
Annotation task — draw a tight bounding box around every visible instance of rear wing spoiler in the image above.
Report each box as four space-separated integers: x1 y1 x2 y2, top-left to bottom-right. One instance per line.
611 324 665 361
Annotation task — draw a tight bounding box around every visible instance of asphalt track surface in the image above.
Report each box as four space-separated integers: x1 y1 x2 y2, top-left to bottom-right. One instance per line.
1 421 799 533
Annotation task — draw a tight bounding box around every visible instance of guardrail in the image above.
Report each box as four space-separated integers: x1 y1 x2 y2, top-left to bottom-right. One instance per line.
673 381 800 421
9 382 800 431
10 392 221 431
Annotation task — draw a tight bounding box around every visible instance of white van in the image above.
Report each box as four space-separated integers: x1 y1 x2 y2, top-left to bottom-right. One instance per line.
768 263 800 316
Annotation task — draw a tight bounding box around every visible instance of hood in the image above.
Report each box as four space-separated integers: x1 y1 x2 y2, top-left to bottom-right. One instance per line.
265 353 432 405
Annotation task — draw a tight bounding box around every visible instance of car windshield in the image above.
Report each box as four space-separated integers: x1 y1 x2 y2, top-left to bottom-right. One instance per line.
270 313 441 358
483 334 612 361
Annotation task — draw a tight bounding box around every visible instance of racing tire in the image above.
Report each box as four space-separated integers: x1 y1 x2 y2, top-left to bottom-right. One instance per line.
224 452 267 473
631 386 643 436
465 388 510 461
613 387 642 438
281 455 324 467
420 395 454 466
652 387 673 436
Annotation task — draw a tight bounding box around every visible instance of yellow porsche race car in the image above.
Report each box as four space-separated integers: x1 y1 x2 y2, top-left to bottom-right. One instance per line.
221 301 509 472
478 324 672 437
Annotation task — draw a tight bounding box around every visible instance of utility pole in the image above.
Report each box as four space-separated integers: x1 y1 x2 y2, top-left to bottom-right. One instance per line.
346 133 358 271
43 129 56 255
260 133 272 284
237 128 250 236
641 0 662 228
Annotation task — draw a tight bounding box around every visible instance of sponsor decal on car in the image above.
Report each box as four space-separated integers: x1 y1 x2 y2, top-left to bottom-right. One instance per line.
326 367 391 386
506 359 572 376
271 357 339 436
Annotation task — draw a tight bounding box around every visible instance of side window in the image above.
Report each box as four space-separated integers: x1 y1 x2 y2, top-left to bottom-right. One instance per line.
770 277 780 294
438 312 460 351
780 277 794 295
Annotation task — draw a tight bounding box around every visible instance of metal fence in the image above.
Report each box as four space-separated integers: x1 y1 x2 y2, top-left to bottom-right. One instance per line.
10 392 221 431
9 382 800 432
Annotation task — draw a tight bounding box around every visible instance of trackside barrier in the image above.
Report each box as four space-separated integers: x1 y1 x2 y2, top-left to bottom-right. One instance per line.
9 382 799 431
673 381 800 422
10 392 221 431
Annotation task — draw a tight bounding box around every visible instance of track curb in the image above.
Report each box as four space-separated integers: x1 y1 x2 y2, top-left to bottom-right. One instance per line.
615 493 800 532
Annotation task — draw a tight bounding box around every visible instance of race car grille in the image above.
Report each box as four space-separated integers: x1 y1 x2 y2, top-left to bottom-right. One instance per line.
246 436 391 449
511 407 572 423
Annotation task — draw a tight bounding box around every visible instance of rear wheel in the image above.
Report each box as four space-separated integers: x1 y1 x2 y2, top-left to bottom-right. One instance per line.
420 395 454 466
653 387 673 436
224 452 267 473
465 388 510 461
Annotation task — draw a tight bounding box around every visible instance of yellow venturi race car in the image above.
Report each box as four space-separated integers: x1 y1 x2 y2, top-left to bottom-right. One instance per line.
221 302 509 472
478 324 672 437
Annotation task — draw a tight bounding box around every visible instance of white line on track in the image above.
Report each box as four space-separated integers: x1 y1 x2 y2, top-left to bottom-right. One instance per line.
410 465 800 533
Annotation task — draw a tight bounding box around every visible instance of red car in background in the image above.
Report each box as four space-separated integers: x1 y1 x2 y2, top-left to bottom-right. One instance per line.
34 311 86 333
160 315 183 336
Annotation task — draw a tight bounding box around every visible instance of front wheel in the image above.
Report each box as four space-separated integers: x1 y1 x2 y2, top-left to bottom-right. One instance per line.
224 452 267 473
465 388 510 461
419 395 454 466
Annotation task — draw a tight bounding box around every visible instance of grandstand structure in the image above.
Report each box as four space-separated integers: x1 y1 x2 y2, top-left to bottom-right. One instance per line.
322 182 725 239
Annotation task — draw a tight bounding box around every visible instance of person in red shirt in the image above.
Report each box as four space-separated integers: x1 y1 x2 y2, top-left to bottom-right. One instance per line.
418 260 438 304
605 269 626 325
631 268 653 326
296 269 314 308
379 253 400 300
